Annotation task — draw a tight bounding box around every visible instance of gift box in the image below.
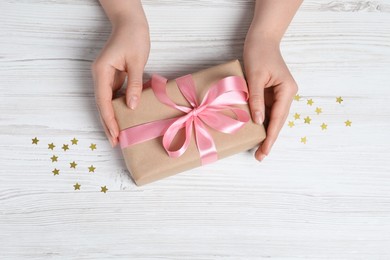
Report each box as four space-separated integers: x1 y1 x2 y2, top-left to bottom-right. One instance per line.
112 60 266 186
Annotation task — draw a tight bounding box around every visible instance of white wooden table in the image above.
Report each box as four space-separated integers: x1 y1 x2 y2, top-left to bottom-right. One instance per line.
1 0 390 259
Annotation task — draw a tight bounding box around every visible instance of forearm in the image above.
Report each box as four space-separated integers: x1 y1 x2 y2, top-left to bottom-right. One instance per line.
249 0 303 44
99 0 148 29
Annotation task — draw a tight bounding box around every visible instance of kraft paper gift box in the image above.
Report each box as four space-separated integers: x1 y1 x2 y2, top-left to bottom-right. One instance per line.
112 60 266 186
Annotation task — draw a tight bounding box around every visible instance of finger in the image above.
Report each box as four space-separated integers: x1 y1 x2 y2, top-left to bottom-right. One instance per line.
255 81 297 161
125 62 144 109
247 72 269 125
113 70 127 90
92 62 120 147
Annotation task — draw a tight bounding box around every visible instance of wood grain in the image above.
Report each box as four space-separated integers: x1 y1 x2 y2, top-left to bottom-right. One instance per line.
1 0 390 259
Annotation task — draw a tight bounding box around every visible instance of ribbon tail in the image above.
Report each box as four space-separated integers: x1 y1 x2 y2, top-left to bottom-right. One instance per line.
193 118 218 165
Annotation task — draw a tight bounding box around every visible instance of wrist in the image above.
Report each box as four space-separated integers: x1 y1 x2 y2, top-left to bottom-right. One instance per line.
99 0 148 31
245 28 281 51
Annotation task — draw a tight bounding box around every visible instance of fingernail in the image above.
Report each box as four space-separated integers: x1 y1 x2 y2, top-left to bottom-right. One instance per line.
128 96 138 110
258 154 266 162
254 111 264 125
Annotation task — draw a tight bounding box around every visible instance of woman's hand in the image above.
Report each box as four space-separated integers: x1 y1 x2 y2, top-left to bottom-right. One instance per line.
244 35 298 162
243 0 302 161
92 0 150 147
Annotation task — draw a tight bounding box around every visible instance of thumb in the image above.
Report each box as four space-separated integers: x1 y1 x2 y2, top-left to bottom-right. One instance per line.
247 72 268 125
126 65 144 109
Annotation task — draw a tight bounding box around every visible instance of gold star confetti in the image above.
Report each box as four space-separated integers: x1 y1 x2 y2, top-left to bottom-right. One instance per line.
52 168 60 176
294 94 301 101
336 96 344 104
50 155 58 162
101 186 108 193
71 138 78 145
315 107 322 115
70 161 77 169
48 143 55 150
307 99 314 106
62 144 69 151
304 116 312 124
73 183 81 190
293 113 301 120
288 121 295 128
301 136 307 144
89 143 97 151
345 120 352 127
321 123 328 130
32 137 39 145
88 165 96 173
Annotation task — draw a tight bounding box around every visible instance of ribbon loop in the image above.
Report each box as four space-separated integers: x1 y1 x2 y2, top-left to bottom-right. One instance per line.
119 74 250 165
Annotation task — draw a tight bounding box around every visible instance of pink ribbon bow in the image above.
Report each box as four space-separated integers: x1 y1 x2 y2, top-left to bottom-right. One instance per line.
119 74 250 165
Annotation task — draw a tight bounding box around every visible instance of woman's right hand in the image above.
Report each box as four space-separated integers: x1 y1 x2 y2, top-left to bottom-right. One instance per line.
92 0 150 147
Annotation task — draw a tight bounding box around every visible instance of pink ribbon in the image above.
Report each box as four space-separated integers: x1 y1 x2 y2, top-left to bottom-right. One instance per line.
119 74 250 165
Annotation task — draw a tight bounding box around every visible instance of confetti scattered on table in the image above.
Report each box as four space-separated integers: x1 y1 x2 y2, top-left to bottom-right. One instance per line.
101 186 108 193
62 144 69 151
290 95 353 144
89 143 97 151
48 143 55 150
71 138 78 145
88 165 96 173
304 116 312 124
50 155 58 162
32 137 39 145
70 161 77 169
74 183 81 190
30 137 108 192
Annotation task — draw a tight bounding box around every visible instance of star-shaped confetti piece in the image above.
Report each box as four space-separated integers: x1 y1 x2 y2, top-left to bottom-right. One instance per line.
74 183 81 190
307 99 314 106
336 97 344 104
301 136 307 144
304 116 312 124
62 144 69 151
48 143 55 150
32 137 39 145
288 121 295 128
293 113 301 120
315 107 322 115
71 138 78 145
50 155 58 162
345 120 352 127
88 165 96 173
89 143 97 151
70 161 77 169
101 186 108 193
336 97 343 104
321 123 328 130
52 168 60 176
294 94 301 101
